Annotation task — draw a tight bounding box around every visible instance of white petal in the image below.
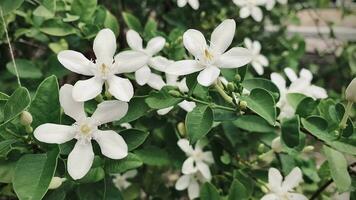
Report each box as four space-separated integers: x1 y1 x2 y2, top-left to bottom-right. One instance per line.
177 78 189 92
59 84 86 121
147 73 166 90
115 50 149 73
188 0 199 10
197 66 220 87
166 60 204 75
34 124 74 144
299 68 313 82
252 61 264 75
124 169 138 178
202 151 214 164
157 107 174 115
93 130 128 159
244 38 253 50
309 85 327 99
282 167 303 191
166 74 179 86
265 0 275 10
271 73 286 93
175 174 191 190
178 100 196 112
284 67 298 82
257 55 269 66
251 7 263 22
182 157 197 174
210 19 236 55
149 56 173 72
252 41 262 54
126 30 143 51
196 161 211 180
183 29 207 58
217 47 252 68
232 0 245 6
146 37 166 55
178 139 194 154
93 29 117 61
177 0 187 7
91 100 128 125
107 76 134 102
268 168 283 192
287 193 309 200
261 193 279 200
239 7 251 18
135 65 151 85
72 77 104 102
278 0 287 4
57 50 93 76
187 178 200 199
67 141 94 180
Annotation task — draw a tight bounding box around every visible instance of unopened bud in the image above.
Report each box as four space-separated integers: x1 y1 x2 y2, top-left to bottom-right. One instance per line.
168 90 181 98
105 91 112 99
20 111 33 126
271 137 282 153
25 126 33 134
239 101 248 110
227 83 235 92
48 177 66 189
261 185 269 193
257 143 266 153
177 122 186 137
234 74 241 82
345 78 356 102
302 145 314 153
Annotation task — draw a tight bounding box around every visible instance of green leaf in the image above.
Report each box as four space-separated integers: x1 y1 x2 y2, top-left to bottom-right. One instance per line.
6 59 42 79
240 88 276 125
281 116 300 148
13 148 59 200
0 160 16 183
120 129 149 151
29 76 60 128
0 139 17 159
78 167 105 184
295 97 319 117
134 146 170 166
200 182 220 200
118 97 151 123
186 105 214 143
71 0 97 22
241 78 280 100
0 0 24 14
145 86 182 109
122 12 142 32
323 145 351 192
104 10 119 36
2 87 31 125
228 179 248 200
233 115 275 133
286 93 307 109
0 92 9 101
39 19 76 36
105 153 143 174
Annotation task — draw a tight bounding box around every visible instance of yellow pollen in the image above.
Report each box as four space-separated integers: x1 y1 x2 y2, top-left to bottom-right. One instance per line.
80 124 91 134
204 49 213 61
100 63 108 74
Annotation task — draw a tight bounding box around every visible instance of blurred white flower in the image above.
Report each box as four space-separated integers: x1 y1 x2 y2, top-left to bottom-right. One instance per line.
147 56 196 115
166 19 251 87
125 30 167 86
177 0 199 10
34 84 128 180
58 29 147 102
265 0 287 10
271 68 327 119
345 78 356 103
112 170 138 190
177 139 214 180
175 172 209 200
233 0 266 22
262 167 307 200
244 38 269 75
271 136 282 153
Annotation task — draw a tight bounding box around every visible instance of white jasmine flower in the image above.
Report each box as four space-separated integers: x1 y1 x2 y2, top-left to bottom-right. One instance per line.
345 78 356 103
166 19 251 87
244 38 269 75
58 29 148 102
177 139 214 180
233 0 266 22
125 30 166 86
271 68 327 119
175 172 209 200
262 167 307 200
34 84 128 180
265 0 287 10
112 170 138 190
177 0 200 10
147 57 196 115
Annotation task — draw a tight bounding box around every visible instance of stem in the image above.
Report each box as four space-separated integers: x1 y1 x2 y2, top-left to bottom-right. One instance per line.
340 101 353 129
310 179 333 200
185 96 235 112
213 82 234 105
1 8 21 87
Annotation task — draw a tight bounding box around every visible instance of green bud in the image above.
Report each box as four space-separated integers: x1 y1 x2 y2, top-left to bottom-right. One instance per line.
168 90 181 98
345 78 356 102
95 94 104 103
239 101 248 110
257 143 266 153
105 91 112 99
20 111 33 126
25 125 33 134
234 74 241 82
302 145 314 153
177 122 186 137
227 83 235 93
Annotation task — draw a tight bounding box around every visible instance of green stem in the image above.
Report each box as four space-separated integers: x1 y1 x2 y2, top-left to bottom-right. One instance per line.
185 96 235 112
213 82 234 105
340 101 353 129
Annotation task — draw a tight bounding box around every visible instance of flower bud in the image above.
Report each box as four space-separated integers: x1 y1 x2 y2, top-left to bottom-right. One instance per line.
20 111 33 126
302 145 314 153
234 74 241 82
25 126 33 134
168 90 181 98
48 177 66 189
257 143 266 153
261 185 269 193
239 101 248 110
227 83 235 93
177 122 186 137
345 78 356 102
271 137 282 153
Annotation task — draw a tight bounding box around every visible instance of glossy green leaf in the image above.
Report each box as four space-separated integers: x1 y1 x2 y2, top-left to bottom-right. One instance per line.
0 0 24 14
286 93 307 109
122 12 142 32
71 0 97 22
200 182 220 200
105 153 143 174
145 86 182 109
134 146 170 166
118 97 151 123
281 116 300 148
6 59 42 79
39 20 76 36
186 105 214 143
0 160 16 183
228 179 248 200
233 115 275 133
104 10 119 36
295 97 319 117
2 87 31 125
241 78 280 100
0 139 17 159
120 129 149 151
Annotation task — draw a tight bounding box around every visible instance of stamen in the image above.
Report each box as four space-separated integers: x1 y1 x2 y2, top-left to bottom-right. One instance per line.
80 124 91 134
204 49 213 61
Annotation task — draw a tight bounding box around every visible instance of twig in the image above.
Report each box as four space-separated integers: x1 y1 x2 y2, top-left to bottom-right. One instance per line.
310 179 333 200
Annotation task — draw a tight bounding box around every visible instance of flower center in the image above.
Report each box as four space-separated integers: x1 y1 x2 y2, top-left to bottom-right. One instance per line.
80 124 92 135
73 119 97 142
204 49 214 61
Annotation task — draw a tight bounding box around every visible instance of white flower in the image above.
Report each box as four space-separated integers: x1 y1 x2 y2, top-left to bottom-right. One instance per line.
175 172 209 200
146 56 196 115
233 0 266 22
166 19 252 87
34 84 129 180
244 38 269 75
112 170 138 190
125 30 166 86
265 0 287 10
271 68 327 119
177 0 200 10
57 29 148 102
345 78 356 102
177 139 214 180
262 167 307 200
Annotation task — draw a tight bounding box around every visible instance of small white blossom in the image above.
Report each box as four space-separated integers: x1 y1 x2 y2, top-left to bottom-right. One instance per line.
271 68 327 119
265 0 287 10
244 38 269 75
166 19 252 87
262 167 307 200
177 139 214 180
177 0 200 10
34 84 128 180
112 170 138 190
175 172 209 200
233 0 266 22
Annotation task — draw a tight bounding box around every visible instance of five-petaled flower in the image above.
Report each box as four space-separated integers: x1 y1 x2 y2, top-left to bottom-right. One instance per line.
261 167 307 200
58 28 147 102
244 38 269 75
177 0 200 10
34 84 129 180
112 169 138 190
175 171 209 200
233 0 266 22
166 19 252 87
